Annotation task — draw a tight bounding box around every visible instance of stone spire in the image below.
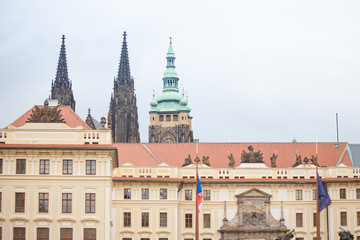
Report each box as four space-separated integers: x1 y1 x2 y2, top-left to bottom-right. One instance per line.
162 37 179 91
85 108 96 130
117 32 131 85
109 32 140 143
51 35 76 111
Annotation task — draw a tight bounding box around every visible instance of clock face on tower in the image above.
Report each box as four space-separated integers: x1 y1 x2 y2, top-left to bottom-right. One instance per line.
163 138 174 143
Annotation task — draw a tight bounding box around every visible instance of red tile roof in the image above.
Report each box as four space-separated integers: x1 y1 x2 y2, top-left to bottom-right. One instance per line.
6 105 91 130
114 142 350 168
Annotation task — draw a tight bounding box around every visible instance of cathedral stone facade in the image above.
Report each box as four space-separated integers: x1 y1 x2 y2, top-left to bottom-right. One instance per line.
50 35 76 111
109 32 140 143
148 37 193 143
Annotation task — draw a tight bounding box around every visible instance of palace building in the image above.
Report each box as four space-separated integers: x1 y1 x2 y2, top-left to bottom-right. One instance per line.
1 34 360 240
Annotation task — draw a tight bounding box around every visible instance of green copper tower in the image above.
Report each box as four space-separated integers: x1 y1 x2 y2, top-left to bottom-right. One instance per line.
148 36 193 143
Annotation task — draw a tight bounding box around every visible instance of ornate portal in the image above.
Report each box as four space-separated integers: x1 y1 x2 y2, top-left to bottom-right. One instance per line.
219 188 289 240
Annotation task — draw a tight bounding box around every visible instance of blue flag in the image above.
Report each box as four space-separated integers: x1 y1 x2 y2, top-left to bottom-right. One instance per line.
318 173 331 212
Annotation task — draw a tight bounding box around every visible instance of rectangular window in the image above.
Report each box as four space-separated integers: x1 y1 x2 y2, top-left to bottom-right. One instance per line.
124 188 131 199
62 193 72 213
357 211 360 226
39 160 49 174
296 213 303 227
340 189 346 199
141 212 149 227
37 228 49 240
340 212 347 226
86 160 96 175
185 190 192 200
142 188 149 199
160 212 167 227
13 227 25 240
15 192 25 212
0 227 2 240
62 160 73 175
84 228 96 240
0 159 3 174
356 189 360 199
16 159 26 174
39 193 49 213
313 212 317 227
60 228 72 240
160 188 167 199
203 190 211 200
185 213 192 228
295 189 303 200
0 192 2 212
124 212 131 227
85 193 95 213
313 189 316 200
203 213 211 228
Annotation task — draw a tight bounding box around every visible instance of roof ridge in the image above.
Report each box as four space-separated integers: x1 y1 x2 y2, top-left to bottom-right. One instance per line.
142 144 161 164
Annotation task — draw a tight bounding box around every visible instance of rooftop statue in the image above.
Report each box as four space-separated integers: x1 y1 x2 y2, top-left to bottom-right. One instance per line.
202 156 210 166
270 153 278 168
228 153 235 168
241 145 264 163
182 155 192 167
293 154 302 167
27 100 65 123
311 155 319 166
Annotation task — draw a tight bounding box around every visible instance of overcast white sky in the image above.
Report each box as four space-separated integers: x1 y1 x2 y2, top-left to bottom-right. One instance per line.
1 0 359 143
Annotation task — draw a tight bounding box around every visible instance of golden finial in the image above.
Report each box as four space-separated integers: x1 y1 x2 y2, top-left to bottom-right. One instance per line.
169 29 172 40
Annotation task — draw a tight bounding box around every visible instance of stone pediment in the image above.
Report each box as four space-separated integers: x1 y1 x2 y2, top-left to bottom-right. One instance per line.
236 188 272 199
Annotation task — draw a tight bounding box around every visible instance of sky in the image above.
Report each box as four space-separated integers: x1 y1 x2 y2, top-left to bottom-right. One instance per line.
1 0 359 143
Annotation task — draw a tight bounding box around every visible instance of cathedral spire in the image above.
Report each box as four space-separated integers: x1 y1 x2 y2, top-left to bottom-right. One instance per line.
117 31 131 85
163 36 179 91
55 35 69 85
51 35 76 111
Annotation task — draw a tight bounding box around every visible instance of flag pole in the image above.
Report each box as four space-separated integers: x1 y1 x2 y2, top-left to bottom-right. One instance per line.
195 140 199 240
316 141 320 240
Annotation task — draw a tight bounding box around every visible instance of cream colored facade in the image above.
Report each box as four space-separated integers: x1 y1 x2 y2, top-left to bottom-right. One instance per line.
112 163 360 240
0 122 116 240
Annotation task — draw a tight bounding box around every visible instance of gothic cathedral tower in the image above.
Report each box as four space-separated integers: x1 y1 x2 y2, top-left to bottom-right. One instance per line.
109 32 140 143
51 35 76 111
149 36 193 143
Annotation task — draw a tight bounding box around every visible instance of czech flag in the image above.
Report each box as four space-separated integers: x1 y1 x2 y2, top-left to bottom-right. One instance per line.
196 174 203 213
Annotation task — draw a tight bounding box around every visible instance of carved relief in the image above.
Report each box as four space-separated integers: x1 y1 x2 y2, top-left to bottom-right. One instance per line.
27 100 65 123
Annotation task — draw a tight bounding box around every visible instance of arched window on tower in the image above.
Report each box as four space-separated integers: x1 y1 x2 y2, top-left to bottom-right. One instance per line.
166 115 171 122
159 115 164 122
173 115 178 121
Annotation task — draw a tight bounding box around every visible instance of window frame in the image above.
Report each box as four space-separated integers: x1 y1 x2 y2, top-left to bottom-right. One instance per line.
124 188 131 199
84 228 96 240
141 212 149 227
160 188 167 200
124 212 131 227
203 190 211 201
340 211 347 226
0 159 3 174
142 188 149 200
39 193 49 213
62 160 73 175
160 212 167 227
185 213 193 228
86 160 96 175
356 188 360 199
39 159 49 175
62 193 72 213
60 228 73 240
85 193 96 213
296 213 303 227
16 159 26 174
15 192 25 212
37 227 49 240
295 189 303 200
13 227 25 240
203 213 211 228
340 188 346 199
185 189 192 200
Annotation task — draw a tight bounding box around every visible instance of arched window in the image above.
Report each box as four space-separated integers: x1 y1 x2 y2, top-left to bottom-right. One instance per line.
173 115 178 121
166 115 171 121
159 115 164 122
